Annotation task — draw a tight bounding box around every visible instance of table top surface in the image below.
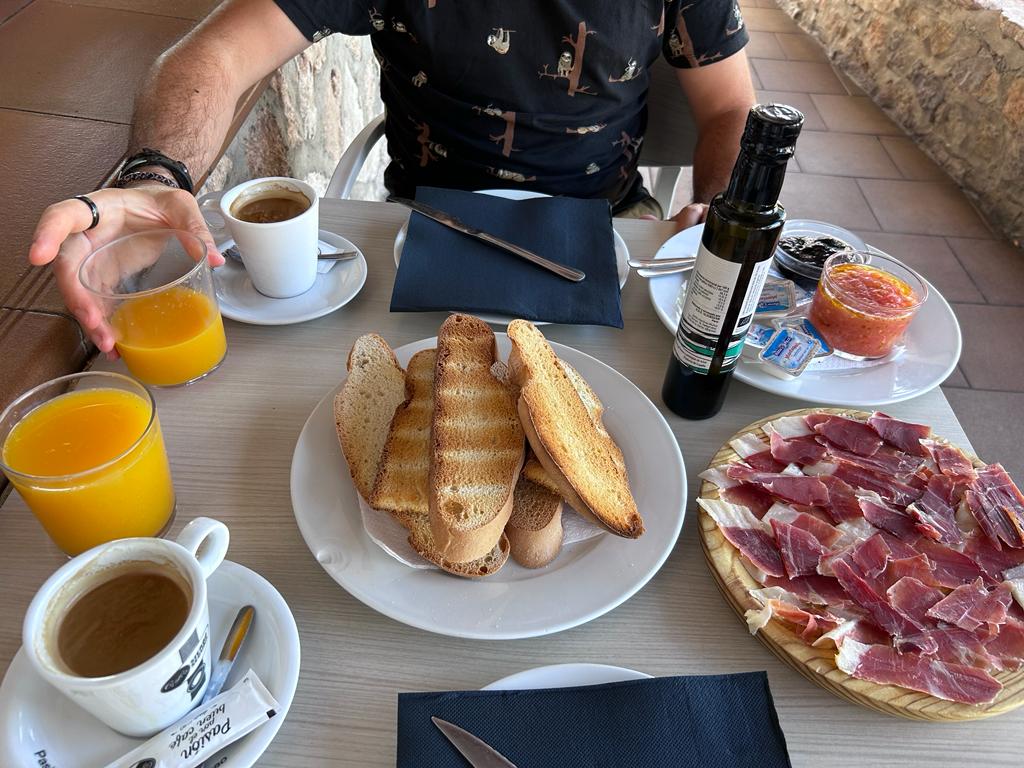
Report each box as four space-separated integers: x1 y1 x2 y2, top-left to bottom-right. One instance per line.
1 199 1014 767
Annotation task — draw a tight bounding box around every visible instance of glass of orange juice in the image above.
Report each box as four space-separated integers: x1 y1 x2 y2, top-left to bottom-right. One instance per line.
79 229 227 387
0 372 175 556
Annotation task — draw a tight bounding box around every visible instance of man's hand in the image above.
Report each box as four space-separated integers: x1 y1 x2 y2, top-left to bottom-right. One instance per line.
28 186 223 354
672 202 709 230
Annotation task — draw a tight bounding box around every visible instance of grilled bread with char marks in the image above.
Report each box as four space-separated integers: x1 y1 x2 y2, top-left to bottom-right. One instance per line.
430 314 525 563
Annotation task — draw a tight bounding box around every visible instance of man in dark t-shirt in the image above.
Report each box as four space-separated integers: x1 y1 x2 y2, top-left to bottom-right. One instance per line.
30 0 755 350
275 0 750 216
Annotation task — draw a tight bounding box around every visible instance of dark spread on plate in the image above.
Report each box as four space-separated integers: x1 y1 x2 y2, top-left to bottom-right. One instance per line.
778 235 851 269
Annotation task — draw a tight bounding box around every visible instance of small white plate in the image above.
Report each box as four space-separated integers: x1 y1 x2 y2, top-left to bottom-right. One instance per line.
647 224 962 408
214 230 367 326
483 663 651 691
0 561 300 768
393 189 630 326
290 335 686 640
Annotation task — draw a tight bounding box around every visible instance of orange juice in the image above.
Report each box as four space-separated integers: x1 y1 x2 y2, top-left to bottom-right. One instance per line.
111 286 227 386
1 388 174 555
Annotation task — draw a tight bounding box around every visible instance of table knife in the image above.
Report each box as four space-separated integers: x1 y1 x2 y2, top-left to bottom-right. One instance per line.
388 196 585 283
202 605 255 704
432 717 518 768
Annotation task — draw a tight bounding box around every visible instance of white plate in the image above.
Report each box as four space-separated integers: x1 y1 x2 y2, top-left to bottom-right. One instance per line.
393 189 630 326
290 335 686 640
214 230 367 325
647 224 962 407
483 663 651 691
0 561 300 768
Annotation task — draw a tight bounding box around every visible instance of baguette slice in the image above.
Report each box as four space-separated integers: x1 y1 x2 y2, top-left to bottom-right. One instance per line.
521 455 562 495
507 319 643 538
334 334 407 500
370 349 436 528
506 476 563 568
430 314 525 563
409 521 510 578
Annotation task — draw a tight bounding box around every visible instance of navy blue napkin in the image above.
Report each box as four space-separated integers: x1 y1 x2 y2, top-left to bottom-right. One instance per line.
390 187 623 327
396 672 791 768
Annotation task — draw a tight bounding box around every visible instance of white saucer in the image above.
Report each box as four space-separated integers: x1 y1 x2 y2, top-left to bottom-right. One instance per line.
214 230 367 326
290 335 686 640
647 224 962 408
393 189 630 326
0 561 300 768
483 663 651 691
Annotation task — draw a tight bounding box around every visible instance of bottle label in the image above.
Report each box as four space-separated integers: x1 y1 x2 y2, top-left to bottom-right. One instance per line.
672 243 773 374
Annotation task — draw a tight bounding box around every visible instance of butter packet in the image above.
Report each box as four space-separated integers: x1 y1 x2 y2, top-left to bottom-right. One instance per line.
773 315 833 357
103 669 279 768
755 279 796 317
742 322 776 359
758 328 821 379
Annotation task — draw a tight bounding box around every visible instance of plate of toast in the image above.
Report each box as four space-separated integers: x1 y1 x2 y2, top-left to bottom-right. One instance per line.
290 315 686 639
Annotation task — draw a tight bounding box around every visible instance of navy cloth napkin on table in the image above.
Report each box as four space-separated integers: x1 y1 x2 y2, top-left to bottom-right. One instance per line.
389 186 623 327
396 672 792 768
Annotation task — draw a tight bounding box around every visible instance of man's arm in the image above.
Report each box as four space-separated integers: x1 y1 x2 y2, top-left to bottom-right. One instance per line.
129 0 309 180
671 49 756 227
28 0 311 352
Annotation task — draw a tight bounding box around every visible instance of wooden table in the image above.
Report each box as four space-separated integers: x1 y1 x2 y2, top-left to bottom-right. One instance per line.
1 199 1017 766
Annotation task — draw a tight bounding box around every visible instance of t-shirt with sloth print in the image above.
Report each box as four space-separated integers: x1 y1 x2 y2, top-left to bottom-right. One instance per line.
275 0 748 210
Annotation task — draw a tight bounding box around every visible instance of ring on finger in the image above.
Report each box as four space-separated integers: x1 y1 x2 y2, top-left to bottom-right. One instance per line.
74 194 100 231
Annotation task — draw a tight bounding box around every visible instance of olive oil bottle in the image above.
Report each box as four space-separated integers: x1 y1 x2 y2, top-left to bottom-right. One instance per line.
662 104 804 420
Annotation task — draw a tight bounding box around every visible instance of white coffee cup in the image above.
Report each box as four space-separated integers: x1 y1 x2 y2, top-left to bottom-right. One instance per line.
207 176 319 298
22 517 230 738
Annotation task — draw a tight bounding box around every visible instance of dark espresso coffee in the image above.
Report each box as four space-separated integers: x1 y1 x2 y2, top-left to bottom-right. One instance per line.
230 185 310 224
56 562 191 678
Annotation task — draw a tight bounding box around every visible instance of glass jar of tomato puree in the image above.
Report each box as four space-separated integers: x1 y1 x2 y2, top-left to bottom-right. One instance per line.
809 251 927 359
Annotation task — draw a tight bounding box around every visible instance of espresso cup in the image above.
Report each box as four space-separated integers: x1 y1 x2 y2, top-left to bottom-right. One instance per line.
22 517 229 738
207 177 319 298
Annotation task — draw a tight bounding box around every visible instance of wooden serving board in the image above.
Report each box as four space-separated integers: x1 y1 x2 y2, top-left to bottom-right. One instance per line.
698 407 1024 721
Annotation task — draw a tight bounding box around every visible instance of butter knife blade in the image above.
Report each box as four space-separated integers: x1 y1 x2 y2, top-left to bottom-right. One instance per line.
389 196 585 283
202 605 255 704
432 717 518 768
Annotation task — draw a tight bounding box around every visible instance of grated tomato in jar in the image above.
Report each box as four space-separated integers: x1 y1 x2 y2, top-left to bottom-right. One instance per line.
809 258 925 359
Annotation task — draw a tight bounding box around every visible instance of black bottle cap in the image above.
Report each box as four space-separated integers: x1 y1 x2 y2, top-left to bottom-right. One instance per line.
741 104 804 160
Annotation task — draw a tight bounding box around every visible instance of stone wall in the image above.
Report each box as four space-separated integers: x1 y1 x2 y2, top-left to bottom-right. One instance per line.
203 33 387 201
778 0 1024 246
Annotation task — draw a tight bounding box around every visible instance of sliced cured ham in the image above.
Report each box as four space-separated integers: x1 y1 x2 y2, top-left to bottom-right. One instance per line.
895 628 995 670
698 498 786 578
832 461 923 507
859 495 919 541
811 415 884 457
886 577 943 625
907 475 964 547
817 475 863 523
835 639 1002 705
769 431 828 466
832 558 928 640
825 444 924 477
722 483 776 519
964 533 1024 582
812 618 890 649
762 573 849 605
764 504 844 547
914 538 987 589
770 518 827 578
764 414 813 439
883 554 940 590
745 588 843 642
921 439 978 481
966 464 1024 550
868 412 931 456
725 465 830 507
850 534 895 580
987 618 1024 670
926 579 1012 632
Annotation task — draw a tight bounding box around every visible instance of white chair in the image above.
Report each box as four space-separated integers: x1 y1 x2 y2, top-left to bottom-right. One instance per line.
325 57 698 215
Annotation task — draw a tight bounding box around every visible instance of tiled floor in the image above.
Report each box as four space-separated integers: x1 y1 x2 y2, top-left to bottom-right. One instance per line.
729 0 1024 478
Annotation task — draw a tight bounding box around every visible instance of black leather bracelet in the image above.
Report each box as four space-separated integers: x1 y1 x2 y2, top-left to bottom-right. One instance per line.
116 170 180 189
117 148 194 193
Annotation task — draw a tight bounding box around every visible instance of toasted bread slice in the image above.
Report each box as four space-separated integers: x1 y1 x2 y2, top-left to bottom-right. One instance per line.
430 314 525 563
335 334 407 500
507 319 643 538
408 515 510 578
506 476 563 568
370 349 436 528
521 455 561 495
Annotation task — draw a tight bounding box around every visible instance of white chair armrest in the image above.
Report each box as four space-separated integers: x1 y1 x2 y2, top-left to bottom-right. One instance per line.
324 113 386 199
